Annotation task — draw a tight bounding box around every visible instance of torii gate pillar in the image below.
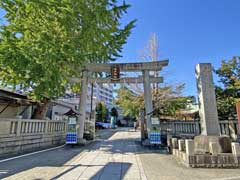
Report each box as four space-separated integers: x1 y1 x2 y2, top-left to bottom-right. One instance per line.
73 60 169 142
143 70 153 138
78 70 88 142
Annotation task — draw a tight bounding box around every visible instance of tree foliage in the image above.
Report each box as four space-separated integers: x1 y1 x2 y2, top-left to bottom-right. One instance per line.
152 84 191 117
0 0 135 100
115 84 191 119
110 107 118 117
215 56 240 119
115 86 144 118
95 101 107 122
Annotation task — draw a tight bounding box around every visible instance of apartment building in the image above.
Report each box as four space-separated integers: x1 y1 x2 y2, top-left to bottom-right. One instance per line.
52 83 113 120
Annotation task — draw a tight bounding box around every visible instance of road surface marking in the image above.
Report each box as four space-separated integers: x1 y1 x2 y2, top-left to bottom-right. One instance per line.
0 144 65 163
212 176 240 180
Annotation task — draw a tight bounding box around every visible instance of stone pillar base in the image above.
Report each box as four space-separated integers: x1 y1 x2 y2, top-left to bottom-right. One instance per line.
194 135 232 154
171 137 240 168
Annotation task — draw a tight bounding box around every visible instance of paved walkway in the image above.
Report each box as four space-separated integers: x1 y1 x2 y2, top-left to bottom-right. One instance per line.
0 129 146 180
54 130 146 180
1 128 240 180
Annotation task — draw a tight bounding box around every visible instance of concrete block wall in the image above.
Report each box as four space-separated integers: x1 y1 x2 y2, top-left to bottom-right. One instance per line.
0 118 66 158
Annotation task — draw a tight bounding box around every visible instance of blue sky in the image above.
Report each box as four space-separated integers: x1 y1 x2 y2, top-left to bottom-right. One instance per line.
118 0 240 96
1 1 240 96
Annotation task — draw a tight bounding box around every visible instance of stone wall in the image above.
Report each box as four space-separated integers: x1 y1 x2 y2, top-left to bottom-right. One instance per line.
170 138 240 168
0 118 66 158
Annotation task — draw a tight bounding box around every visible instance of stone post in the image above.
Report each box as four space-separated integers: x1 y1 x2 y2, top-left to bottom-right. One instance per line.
231 142 240 156
171 138 178 149
232 142 240 164
45 120 49 133
195 63 220 136
185 139 194 155
143 70 153 138
16 120 22 136
78 70 89 142
178 139 185 151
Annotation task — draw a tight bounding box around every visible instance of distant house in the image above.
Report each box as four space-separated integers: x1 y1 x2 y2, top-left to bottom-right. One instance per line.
0 88 35 119
51 100 92 121
51 100 77 121
176 103 199 120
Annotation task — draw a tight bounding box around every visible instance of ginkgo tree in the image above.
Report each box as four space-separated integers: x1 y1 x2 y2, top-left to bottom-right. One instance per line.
0 0 135 100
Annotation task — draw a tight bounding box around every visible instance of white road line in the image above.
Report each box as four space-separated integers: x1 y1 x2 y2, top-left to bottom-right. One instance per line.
0 144 66 163
212 176 240 180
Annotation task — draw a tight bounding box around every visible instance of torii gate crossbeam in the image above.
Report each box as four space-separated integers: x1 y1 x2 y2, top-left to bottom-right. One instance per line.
76 60 169 143
83 60 168 72
70 76 163 84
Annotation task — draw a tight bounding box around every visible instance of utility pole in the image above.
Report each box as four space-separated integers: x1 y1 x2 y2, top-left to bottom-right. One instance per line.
89 83 94 120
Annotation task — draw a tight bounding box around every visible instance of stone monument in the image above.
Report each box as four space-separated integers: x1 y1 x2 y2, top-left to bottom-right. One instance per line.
196 63 220 136
171 63 240 168
195 63 231 154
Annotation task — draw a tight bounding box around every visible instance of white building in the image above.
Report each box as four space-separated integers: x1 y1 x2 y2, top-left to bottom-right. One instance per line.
92 84 113 109
51 83 114 120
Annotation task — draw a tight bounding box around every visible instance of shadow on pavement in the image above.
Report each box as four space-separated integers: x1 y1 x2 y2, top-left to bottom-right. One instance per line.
50 162 131 180
0 128 167 179
0 129 117 179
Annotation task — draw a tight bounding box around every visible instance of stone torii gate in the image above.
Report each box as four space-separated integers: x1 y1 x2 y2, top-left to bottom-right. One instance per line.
72 60 169 142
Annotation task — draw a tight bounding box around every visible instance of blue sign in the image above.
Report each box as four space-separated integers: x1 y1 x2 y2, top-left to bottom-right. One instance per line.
66 132 77 144
66 116 78 144
150 132 161 144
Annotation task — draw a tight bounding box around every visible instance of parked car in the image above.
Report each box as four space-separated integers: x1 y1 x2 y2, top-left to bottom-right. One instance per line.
95 122 111 129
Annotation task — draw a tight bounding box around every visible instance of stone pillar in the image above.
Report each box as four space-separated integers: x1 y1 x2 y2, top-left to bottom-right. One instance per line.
78 70 89 141
195 63 220 136
143 70 153 138
45 120 49 133
178 139 185 151
171 138 178 149
185 139 194 155
231 142 240 156
16 120 22 136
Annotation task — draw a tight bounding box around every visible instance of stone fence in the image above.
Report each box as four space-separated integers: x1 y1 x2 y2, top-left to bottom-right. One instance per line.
0 118 66 158
171 138 240 168
160 120 238 140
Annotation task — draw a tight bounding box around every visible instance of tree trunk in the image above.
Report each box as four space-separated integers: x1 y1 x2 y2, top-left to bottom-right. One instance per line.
32 98 50 120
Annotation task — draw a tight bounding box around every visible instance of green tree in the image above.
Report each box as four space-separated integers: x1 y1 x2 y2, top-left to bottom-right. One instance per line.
96 102 103 122
102 103 108 122
215 56 240 119
0 0 135 100
95 102 107 122
115 84 191 119
154 84 191 117
115 86 144 119
110 107 118 118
